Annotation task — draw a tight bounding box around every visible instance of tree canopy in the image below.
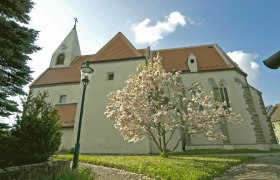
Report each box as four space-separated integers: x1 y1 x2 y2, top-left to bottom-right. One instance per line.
105 55 243 156
0 91 62 167
12 91 62 164
0 0 40 117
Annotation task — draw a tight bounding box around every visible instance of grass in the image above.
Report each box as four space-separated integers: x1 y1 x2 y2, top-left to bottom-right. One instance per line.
54 167 96 180
56 154 253 180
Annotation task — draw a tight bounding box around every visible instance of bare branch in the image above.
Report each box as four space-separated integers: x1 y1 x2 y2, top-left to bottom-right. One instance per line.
166 128 177 145
169 138 182 152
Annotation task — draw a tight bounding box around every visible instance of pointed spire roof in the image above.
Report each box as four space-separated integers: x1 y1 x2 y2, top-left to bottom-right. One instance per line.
92 32 143 62
54 27 81 55
49 27 81 68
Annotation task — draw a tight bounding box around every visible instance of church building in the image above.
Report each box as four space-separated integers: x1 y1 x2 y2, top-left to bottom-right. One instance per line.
30 26 278 154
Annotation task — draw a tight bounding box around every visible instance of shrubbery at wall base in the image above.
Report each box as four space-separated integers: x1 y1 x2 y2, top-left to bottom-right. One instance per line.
0 91 62 167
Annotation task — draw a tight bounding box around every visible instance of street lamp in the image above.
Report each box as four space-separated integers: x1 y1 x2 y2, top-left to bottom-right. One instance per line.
263 50 280 69
72 61 94 169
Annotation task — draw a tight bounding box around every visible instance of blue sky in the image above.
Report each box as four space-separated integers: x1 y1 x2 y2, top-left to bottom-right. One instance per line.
28 0 280 106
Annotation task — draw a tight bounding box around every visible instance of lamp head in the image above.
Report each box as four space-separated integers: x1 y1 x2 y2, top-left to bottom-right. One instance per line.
263 50 280 69
81 61 94 85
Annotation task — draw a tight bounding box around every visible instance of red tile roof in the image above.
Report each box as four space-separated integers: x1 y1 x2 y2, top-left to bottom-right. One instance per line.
31 55 94 86
55 103 77 127
92 32 143 61
154 44 235 72
31 33 245 87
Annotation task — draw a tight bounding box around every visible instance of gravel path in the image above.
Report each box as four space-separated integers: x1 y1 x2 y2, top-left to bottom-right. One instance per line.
80 163 153 180
215 154 280 180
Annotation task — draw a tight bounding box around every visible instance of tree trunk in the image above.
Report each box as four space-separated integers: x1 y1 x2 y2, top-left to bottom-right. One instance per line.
160 149 168 158
161 132 169 158
180 126 186 150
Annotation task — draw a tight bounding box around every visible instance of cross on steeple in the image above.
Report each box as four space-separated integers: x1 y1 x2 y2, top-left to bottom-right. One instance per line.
74 17 78 29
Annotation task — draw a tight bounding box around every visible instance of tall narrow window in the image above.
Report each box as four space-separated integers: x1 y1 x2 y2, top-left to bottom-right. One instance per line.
219 87 230 108
56 53 65 65
59 95 66 104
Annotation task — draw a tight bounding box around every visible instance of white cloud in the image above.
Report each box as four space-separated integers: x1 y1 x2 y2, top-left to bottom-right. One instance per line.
227 51 260 85
130 11 187 44
250 62 260 70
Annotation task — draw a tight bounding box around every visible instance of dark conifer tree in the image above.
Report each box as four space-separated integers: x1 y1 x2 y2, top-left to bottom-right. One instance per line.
0 91 62 167
12 91 62 165
0 0 40 117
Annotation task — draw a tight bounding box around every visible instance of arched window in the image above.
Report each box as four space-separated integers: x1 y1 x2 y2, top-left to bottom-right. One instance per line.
218 80 230 108
56 53 65 65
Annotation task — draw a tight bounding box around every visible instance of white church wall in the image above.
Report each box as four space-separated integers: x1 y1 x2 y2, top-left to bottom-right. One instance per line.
32 83 80 105
190 125 223 145
72 58 152 154
225 72 257 144
60 128 73 150
32 84 79 151
181 70 257 145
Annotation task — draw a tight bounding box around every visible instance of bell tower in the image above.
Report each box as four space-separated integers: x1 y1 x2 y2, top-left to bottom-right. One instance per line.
49 19 81 68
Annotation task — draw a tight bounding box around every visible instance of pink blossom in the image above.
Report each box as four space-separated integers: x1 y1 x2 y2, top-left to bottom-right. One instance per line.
105 55 243 154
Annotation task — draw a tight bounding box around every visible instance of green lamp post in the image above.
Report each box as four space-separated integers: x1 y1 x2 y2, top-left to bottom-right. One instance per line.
72 61 94 169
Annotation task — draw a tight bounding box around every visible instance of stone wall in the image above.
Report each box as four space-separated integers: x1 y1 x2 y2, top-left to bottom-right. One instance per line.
255 90 277 143
0 160 70 180
234 77 265 143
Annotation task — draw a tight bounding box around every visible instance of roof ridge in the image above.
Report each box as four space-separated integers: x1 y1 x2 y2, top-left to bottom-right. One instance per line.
93 32 142 61
213 44 247 76
118 32 142 57
153 44 216 52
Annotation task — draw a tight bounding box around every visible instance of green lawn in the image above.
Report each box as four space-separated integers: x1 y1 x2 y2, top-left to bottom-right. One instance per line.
56 154 253 179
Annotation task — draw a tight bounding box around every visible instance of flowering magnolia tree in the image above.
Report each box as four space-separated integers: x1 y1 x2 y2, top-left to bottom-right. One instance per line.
105 55 243 156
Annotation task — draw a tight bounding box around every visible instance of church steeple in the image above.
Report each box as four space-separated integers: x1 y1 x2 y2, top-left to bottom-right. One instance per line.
49 22 81 68
73 17 78 29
